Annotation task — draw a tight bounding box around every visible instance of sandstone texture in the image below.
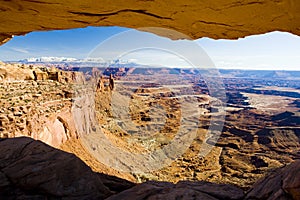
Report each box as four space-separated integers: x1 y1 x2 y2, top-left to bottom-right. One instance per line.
107 160 300 200
1 0 300 44
0 0 300 198
0 137 134 200
0 63 34 81
246 160 300 200
0 63 300 199
1 136 297 200
0 62 83 147
0 63 136 182
90 68 300 189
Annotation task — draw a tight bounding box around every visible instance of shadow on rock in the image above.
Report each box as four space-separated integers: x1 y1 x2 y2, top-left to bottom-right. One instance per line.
0 137 299 200
0 137 134 200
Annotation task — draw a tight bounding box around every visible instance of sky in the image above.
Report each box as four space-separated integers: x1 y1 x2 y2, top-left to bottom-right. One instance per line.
0 26 300 71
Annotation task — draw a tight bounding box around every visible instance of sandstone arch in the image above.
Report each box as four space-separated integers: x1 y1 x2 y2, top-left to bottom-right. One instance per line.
0 0 300 45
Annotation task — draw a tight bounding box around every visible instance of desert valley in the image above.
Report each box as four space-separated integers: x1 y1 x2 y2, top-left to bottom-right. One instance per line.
0 60 299 199
1 0 300 199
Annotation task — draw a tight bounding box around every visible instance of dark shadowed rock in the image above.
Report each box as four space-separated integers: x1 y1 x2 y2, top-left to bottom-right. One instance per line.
106 160 300 200
246 160 300 200
106 181 244 200
0 137 134 200
1 137 300 200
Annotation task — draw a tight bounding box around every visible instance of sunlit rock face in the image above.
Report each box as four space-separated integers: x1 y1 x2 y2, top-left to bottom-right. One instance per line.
0 63 86 148
0 0 300 44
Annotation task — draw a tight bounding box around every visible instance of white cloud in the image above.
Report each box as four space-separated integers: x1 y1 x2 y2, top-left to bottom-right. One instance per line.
9 47 29 54
198 31 300 70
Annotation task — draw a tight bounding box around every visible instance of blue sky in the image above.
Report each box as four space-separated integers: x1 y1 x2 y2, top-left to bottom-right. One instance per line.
0 26 299 70
0 26 127 60
199 32 300 71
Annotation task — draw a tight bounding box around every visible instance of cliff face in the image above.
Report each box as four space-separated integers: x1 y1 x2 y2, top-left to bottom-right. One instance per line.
1 0 300 44
0 63 84 148
0 1 300 199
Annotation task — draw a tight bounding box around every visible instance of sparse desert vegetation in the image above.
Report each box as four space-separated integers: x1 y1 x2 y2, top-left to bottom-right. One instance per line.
1 62 300 198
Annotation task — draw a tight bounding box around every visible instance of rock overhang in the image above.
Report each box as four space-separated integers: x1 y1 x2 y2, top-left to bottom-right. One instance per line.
0 0 300 45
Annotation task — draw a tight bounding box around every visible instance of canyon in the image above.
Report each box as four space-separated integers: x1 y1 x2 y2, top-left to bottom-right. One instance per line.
0 62 299 199
0 0 300 198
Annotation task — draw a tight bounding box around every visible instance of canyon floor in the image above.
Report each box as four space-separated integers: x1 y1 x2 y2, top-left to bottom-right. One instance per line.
0 62 300 199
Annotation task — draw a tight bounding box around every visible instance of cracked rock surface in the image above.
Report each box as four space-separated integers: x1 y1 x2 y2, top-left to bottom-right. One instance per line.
1 0 300 44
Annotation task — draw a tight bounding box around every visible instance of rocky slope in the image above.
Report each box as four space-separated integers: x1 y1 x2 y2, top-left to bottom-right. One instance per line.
245 159 300 200
1 0 300 44
0 137 299 199
0 64 300 189
0 62 82 147
0 63 137 183
0 63 299 199
108 160 300 200
0 137 134 200
91 69 300 189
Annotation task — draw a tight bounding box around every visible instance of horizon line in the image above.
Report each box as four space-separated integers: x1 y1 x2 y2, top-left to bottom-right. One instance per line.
2 60 300 72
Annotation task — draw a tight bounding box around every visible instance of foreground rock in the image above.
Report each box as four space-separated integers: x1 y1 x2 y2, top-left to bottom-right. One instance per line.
106 181 244 200
107 161 300 200
0 137 134 200
0 137 300 199
246 160 300 200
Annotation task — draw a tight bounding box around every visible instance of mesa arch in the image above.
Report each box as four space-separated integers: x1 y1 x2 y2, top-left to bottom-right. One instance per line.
0 0 300 45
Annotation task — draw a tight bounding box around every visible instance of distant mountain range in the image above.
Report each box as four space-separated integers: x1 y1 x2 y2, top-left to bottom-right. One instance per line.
19 57 102 63
16 57 300 79
19 57 128 64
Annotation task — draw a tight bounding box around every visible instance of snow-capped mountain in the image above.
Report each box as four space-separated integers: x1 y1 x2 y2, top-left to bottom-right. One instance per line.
20 57 80 63
19 57 136 64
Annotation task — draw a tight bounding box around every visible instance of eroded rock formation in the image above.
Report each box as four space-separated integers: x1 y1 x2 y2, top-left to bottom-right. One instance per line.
0 1 300 198
0 137 299 199
108 159 300 199
0 63 84 147
1 0 300 44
